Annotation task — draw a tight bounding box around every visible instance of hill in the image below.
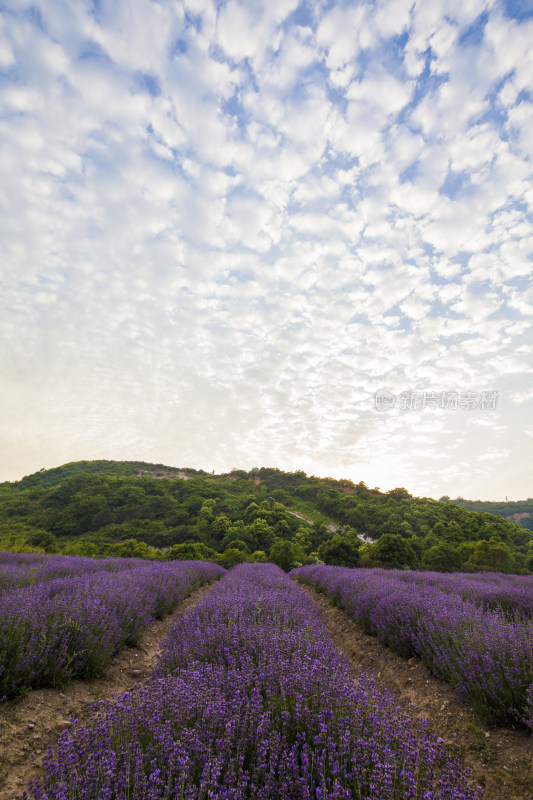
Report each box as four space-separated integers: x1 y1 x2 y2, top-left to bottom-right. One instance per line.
0 461 531 572
444 496 533 531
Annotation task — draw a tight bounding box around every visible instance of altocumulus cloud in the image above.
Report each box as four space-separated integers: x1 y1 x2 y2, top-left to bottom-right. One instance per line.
0 0 532 499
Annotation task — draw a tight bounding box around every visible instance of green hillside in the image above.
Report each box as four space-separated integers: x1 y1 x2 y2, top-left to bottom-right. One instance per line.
0 461 531 572
444 497 533 531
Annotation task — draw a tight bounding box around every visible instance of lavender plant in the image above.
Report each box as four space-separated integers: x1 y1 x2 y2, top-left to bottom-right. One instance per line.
0 552 150 597
23 564 481 799
0 557 224 698
292 565 533 726
381 568 533 618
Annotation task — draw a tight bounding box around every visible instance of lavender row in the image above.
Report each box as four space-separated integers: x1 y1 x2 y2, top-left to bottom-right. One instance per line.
0 552 149 596
24 564 481 799
386 568 533 618
1 560 224 699
292 565 533 727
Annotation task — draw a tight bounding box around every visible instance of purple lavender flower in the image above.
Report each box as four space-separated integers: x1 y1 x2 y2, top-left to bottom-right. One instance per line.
292 565 533 726
0 552 224 698
21 564 482 799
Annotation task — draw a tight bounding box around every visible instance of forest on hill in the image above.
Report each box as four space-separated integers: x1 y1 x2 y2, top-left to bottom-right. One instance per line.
444 496 533 531
0 461 531 572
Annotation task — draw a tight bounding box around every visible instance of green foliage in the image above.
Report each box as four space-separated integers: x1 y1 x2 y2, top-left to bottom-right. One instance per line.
270 488 291 504
106 539 161 559
25 529 59 553
318 535 360 568
68 540 99 558
373 534 417 569
269 539 304 572
212 514 230 541
293 526 312 552
217 548 249 568
224 539 249 553
465 539 514 572
421 542 462 571
0 460 531 573
447 497 533 531
166 542 215 561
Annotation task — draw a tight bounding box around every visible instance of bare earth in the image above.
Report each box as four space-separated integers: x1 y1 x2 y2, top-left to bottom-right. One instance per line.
1 580 531 799
0 582 214 799
303 585 533 800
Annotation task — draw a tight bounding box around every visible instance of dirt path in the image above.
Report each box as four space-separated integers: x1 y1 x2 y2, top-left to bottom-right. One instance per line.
284 506 374 539
0 581 215 799
303 585 533 800
285 508 314 524
285 507 339 532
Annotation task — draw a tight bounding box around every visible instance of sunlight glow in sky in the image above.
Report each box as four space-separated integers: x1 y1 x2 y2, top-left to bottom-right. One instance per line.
1 0 532 499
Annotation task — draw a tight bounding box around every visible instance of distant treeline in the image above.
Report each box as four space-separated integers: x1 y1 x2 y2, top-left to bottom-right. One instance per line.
443 496 533 531
0 461 531 573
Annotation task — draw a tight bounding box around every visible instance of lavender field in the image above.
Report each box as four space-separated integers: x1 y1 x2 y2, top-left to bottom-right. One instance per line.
0 552 224 698
5 554 533 797
292 565 533 728
22 564 480 800
0 552 153 593
380 569 533 618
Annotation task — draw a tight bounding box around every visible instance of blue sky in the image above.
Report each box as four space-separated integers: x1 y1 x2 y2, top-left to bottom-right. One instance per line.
0 0 532 499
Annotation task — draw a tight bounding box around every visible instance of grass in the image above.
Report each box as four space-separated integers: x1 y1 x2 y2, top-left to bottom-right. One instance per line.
283 496 338 527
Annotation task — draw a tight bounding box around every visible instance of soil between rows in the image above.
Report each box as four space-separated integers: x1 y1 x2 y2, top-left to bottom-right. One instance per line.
0 582 215 799
1 579 531 800
301 585 533 800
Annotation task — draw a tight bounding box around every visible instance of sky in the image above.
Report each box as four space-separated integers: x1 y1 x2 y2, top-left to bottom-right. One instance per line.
1 0 532 500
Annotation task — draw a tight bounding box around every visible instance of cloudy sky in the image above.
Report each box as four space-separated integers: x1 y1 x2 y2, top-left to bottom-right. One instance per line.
1 0 532 499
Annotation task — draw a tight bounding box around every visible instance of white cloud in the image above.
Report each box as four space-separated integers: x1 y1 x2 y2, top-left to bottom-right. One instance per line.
0 0 531 500
510 388 533 404
315 4 371 71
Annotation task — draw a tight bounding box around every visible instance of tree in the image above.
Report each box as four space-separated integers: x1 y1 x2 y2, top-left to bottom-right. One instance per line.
244 502 260 521
466 540 513 572
373 534 417 568
212 514 230 541
107 538 140 558
26 530 58 553
68 540 99 558
247 518 276 552
318 535 360 568
274 519 291 538
513 552 526 572
358 542 376 565
222 524 255 552
431 521 447 540
421 542 462 571
270 489 290 504
293 526 312 553
458 541 476 563
397 521 414 538
269 539 304 572
217 547 249 569
309 521 328 549
224 539 249 553
166 542 215 561
387 487 412 500
197 499 216 540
